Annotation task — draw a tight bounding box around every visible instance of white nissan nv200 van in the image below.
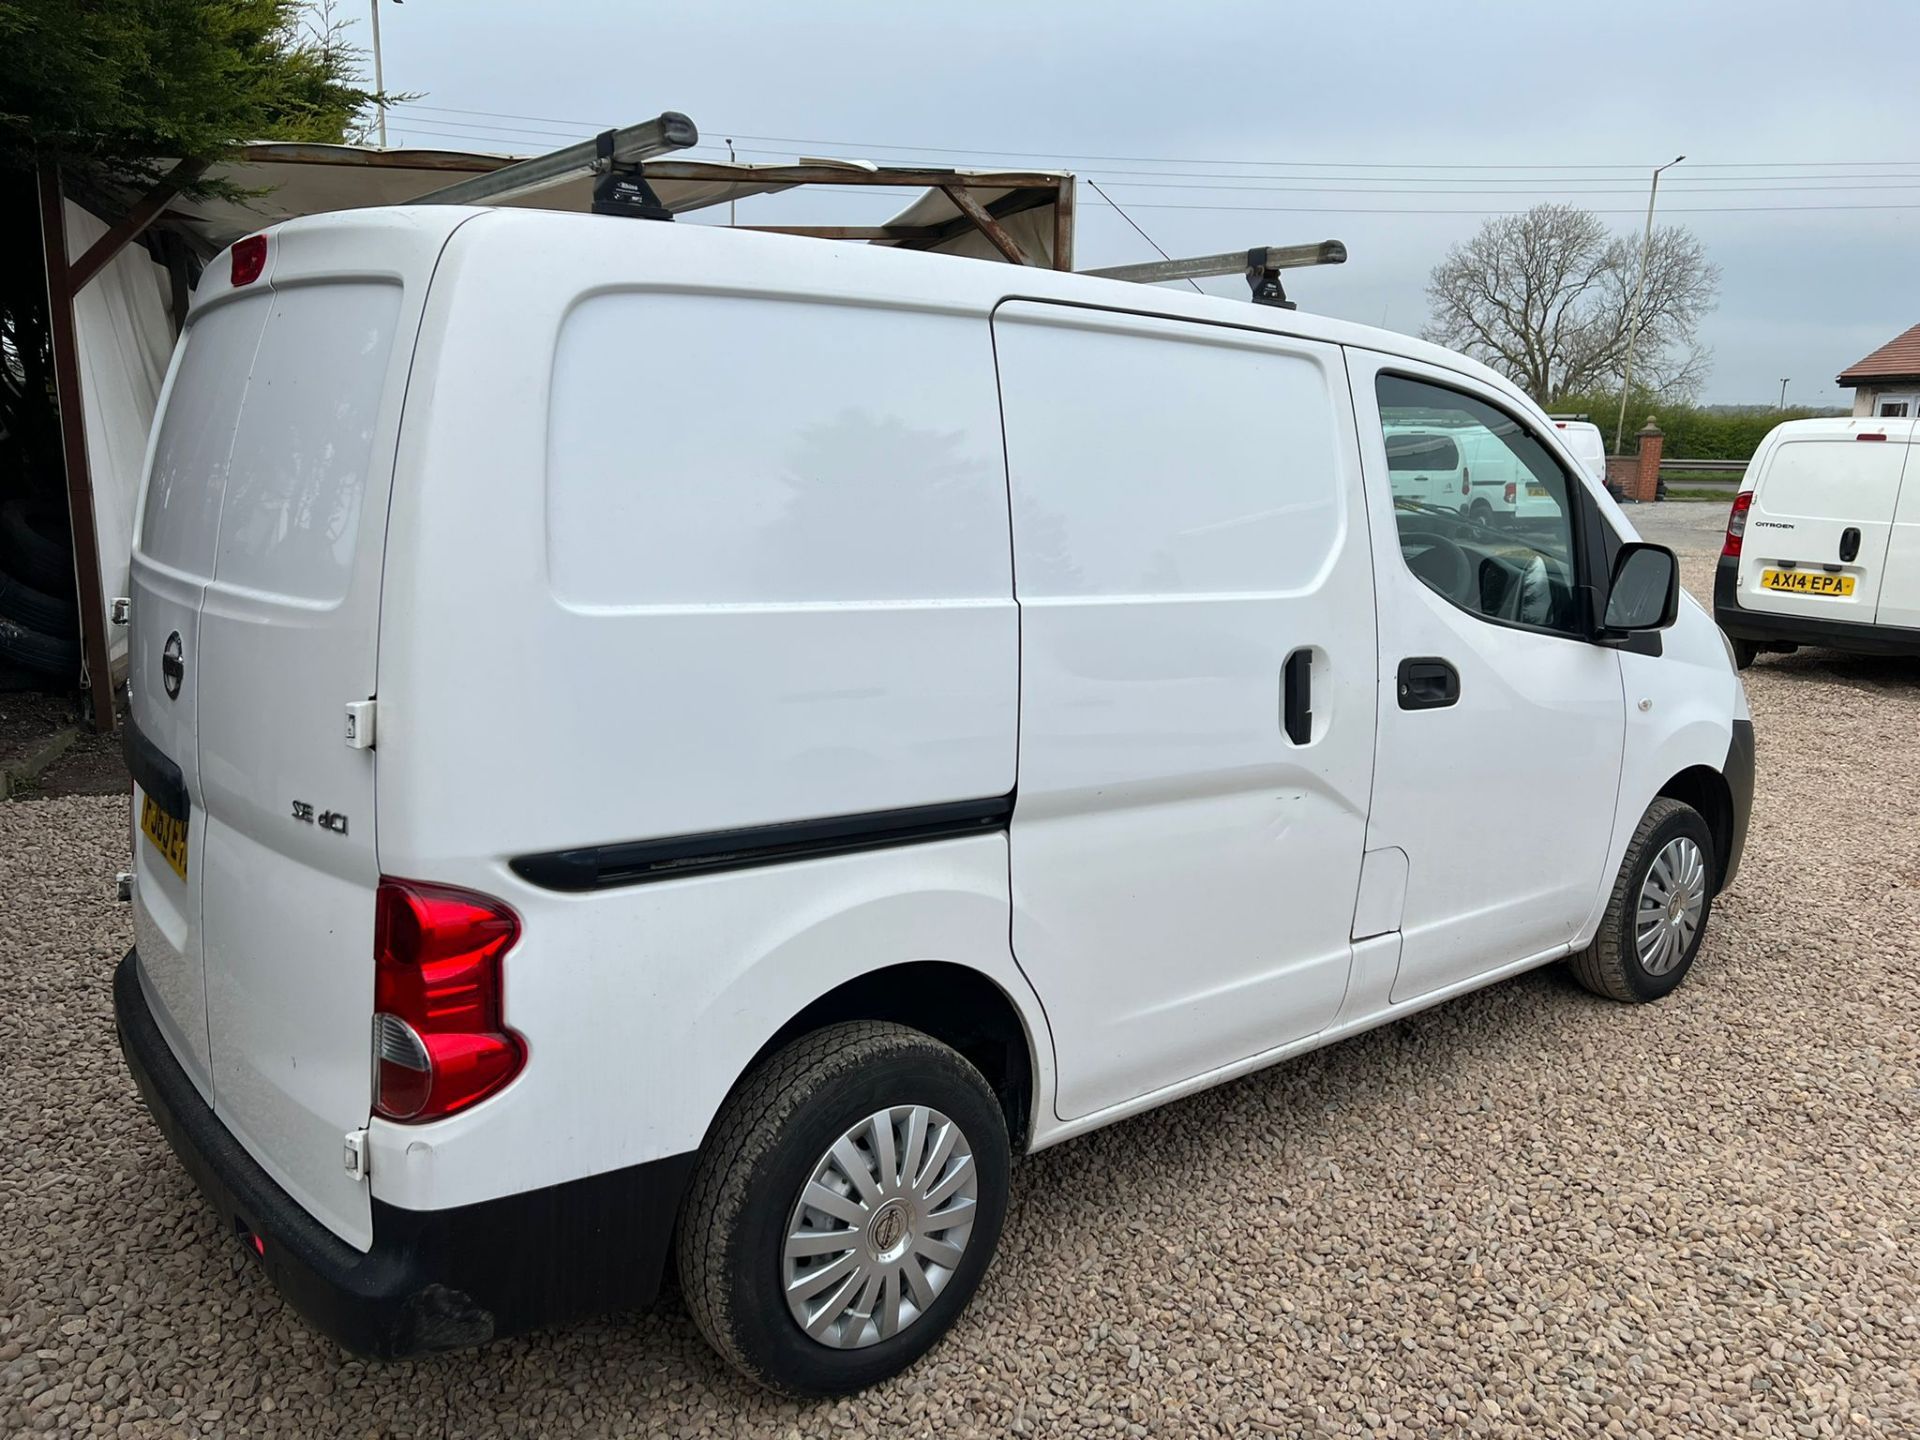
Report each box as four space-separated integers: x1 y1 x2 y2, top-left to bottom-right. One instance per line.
1714 415 1920 666
116 207 1753 1396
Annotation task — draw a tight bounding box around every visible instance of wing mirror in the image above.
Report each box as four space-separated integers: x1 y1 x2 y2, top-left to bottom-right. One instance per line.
1602 542 1680 633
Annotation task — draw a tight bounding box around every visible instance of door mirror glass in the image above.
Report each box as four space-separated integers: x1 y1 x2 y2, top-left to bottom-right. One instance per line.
1603 543 1679 631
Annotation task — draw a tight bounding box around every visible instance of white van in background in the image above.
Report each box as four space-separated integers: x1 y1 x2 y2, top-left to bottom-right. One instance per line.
1383 425 1469 514
1714 415 1920 666
116 207 1753 1396
1551 419 1611 485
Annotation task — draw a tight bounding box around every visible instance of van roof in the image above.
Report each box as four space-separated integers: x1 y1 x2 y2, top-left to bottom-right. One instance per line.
1759 415 1920 445
248 204 1537 419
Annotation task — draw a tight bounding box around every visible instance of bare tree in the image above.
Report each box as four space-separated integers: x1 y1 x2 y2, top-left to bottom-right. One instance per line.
1423 204 1718 406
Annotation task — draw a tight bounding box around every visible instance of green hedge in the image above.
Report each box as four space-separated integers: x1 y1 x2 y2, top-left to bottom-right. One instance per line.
1553 394 1846 462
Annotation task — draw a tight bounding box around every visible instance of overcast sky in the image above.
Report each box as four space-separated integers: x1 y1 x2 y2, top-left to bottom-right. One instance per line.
369 0 1917 406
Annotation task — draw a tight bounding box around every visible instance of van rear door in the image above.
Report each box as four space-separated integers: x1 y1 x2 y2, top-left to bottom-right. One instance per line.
1737 425 1906 628
127 281 274 1101
1862 423 1920 630
142 212 470 1249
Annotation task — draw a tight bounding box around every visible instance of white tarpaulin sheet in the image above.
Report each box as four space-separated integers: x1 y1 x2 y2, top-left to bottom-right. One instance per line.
65 201 174 668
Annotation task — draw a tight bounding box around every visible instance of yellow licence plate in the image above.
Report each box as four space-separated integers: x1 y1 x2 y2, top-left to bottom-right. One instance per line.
1526 483 1548 497
1760 569 1854 597
140 794 189 880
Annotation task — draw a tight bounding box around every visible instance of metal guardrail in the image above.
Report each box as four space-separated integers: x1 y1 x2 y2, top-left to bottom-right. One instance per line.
1658 459 1745 474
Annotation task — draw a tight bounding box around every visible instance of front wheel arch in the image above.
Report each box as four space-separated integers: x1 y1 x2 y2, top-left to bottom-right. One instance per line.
1656 765 1735 892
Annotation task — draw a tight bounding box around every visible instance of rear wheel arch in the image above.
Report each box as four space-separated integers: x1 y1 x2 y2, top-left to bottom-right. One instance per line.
728 961 1039 1154
1656 765 1734 890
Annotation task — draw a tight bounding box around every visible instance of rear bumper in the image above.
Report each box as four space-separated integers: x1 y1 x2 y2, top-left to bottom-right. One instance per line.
1715 556 1920 656
114 950 695 1358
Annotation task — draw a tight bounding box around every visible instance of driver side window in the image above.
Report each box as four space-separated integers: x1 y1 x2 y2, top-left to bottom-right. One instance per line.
1376 374 1581 635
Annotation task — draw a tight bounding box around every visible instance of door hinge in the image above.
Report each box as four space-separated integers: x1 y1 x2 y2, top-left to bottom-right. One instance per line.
344 699 377 750
109 597 131 625
342 1128 370 1180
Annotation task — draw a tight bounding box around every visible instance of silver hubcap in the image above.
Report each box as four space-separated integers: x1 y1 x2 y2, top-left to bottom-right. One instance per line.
782 1106 978 1349
1636 836 1706 976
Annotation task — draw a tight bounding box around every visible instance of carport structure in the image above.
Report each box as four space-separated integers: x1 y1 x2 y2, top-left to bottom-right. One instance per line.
34 113 1076 730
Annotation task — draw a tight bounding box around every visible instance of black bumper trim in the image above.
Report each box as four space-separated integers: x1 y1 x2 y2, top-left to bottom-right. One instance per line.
121 714 188 821
1715 556 1920 656
1721 718 1753 893
114 950 695 1358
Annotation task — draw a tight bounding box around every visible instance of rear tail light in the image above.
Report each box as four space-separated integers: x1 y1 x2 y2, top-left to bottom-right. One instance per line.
1461 475 1470 497
372 878 525 1122
1723 490 1753 557
230 234 267 287
1503 481 1517 506
1857 432 1887 441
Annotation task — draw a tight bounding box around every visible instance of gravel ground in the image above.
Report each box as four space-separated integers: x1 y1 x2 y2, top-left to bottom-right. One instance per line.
5 512 1919 1437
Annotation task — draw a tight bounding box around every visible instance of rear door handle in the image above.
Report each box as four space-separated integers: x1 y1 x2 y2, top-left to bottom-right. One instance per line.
1397 657 1460 711
1840 526 1861 563
1282 648 1312 744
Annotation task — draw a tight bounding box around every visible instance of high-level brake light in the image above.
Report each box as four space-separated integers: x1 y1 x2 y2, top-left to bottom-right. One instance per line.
230 235 267 287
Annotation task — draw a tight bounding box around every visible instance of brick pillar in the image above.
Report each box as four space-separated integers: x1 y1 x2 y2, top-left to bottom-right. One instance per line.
1633 419 1664 503
1604 455 1636 499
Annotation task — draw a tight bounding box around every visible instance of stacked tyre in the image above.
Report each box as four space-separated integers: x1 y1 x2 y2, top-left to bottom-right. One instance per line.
0 500 80 692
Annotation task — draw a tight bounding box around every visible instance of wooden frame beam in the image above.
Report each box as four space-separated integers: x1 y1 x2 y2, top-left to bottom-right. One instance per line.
69 159 207 293
35 163 116 731
642 161 1067 190
888 186 1057 256
939 185 1038 266
1051 177 1075 272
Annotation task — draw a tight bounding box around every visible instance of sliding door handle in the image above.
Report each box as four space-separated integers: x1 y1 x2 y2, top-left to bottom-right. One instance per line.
1282 648 1312 744
1397 657 1460 710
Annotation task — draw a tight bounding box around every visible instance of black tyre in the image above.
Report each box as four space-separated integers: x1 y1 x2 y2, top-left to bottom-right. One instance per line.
0 501 73 595
1468 498 1493 523
1730 637 1757 670
676 1021 1010 1396
1570 798 1716 1003
0 568 77 638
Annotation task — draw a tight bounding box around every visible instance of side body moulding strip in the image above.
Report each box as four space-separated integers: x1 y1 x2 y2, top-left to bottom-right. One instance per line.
510 794 1017 892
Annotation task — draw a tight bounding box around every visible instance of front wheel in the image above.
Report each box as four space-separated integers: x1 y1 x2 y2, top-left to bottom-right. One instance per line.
676 1021 1010 1396
1569 798 1716 1003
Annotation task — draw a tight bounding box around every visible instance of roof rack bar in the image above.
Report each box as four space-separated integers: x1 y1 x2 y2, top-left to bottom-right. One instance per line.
412 112 699 207
1083 240 1347 285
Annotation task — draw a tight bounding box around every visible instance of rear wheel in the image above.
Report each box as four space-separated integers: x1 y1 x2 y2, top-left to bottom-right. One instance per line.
676 1021 1010 1396
1570 798 1716 1003
1468 498 1493 523
1730 637 1757 670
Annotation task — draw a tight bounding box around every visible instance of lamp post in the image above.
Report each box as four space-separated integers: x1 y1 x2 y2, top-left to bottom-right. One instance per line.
1779 378 1790 410
1614 154 1685 455
370 0 403 148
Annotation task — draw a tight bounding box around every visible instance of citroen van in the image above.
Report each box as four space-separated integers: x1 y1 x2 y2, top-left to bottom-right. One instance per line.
1382 424 1469 514
116 207 1753 1396
1714 416 1920 666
